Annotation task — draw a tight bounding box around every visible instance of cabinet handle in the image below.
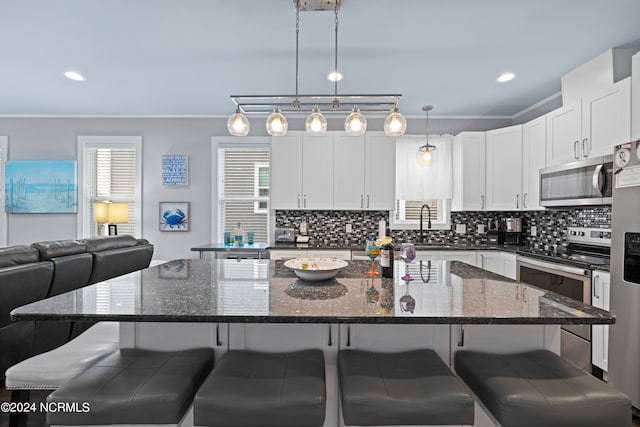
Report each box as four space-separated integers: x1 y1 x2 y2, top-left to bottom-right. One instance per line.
574 140 580 159
582 138 589 157
516 194 520 209
327 324 332 347
360 194 364 209
481 195 485 210
303 195 307 208
366 194 370 209
346 325 351 347
457 324 465 347
523 193 528 209
216 324 222 347
297 194 301 209
593 275 599 299
480 254 484 269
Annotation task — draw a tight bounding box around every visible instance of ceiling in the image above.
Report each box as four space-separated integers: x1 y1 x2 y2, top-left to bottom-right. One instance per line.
1 0 639 118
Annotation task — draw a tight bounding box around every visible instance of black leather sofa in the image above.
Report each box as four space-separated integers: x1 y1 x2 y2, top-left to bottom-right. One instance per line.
0 236 153 384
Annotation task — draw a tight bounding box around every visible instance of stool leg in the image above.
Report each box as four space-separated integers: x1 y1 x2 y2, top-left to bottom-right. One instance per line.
8 390 30 427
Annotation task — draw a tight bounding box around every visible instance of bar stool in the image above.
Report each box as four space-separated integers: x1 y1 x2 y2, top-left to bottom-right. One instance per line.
338 349 475 426
194 349 326 427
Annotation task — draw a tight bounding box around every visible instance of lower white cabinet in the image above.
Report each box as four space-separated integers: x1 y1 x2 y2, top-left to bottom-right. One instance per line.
477 251 502 275
268 249 351 261
592 270 610 372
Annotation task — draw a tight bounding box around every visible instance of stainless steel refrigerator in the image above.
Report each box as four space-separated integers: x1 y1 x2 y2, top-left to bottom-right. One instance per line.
609 139 640 414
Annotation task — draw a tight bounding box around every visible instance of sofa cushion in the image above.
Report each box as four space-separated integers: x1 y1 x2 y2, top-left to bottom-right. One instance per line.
0 263 53 327
0 246 40 268
81 235 140 252
32 240 87 260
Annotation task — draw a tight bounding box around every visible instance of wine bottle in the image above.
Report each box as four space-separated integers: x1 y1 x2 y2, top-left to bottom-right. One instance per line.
380 228 394 278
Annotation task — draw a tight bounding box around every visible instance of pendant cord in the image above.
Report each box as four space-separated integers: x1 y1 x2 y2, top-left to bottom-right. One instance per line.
295 0 300 102
334 1 339 99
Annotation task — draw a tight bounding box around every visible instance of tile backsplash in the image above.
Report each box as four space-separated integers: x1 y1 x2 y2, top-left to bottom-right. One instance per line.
275 206 612 249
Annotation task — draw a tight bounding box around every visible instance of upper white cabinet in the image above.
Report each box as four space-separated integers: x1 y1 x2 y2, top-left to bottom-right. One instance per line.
452 132 486 211
485 124 523 211
270 134 303 209
302 134 334 209
333 133 395 210
271 131 395 210
521 116 546 210
633 52 640 140
546 78 631 166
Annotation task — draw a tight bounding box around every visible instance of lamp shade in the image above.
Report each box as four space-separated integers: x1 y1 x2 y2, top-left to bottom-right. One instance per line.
94 202 128 223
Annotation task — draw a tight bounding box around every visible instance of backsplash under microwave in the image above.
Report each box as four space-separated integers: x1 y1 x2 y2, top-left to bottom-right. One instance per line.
540 155 613 207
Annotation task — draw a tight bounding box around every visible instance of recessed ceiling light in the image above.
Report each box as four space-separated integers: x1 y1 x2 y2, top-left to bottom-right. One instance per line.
64 70 86 81
496 72 517 83
327 71 343 82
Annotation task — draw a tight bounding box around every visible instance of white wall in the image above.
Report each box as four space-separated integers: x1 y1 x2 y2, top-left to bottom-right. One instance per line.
0 115 512 261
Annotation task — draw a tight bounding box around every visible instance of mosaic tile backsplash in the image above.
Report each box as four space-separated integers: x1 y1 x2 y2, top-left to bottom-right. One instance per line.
275 206 612 250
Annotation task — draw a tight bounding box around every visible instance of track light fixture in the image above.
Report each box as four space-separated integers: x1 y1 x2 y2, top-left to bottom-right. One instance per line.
228 0 405 137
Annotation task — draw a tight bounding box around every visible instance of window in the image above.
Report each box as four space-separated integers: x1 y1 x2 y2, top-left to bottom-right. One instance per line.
217 146 270 243
77 136 142 238
0 136 7 246
392 136 453 230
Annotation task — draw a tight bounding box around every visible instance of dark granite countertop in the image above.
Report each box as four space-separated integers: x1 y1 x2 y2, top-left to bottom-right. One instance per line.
12 259 614 325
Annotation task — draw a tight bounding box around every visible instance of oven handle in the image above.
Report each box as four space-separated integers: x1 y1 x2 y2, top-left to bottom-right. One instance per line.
517 257 590 277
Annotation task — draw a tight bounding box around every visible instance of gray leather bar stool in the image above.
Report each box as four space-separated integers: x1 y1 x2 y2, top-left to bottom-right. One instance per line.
46 347 215 425
338 349 475 426
455 349 632 427
194 349 326 427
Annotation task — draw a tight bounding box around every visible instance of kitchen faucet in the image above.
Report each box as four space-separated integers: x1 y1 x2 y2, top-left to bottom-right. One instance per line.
417 204 432 244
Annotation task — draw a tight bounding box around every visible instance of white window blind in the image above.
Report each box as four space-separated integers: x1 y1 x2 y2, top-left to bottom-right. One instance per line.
85 147 138 237
218 148 270 243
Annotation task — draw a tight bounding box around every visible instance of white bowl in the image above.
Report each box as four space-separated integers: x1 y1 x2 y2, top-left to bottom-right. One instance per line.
284 257 349 282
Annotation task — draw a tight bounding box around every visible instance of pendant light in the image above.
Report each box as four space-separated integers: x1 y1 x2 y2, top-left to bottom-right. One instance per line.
417 105 436 165
227 107 250 136
344 105 367 136
266 106 288 136
384 105 407 136
306 105 328 136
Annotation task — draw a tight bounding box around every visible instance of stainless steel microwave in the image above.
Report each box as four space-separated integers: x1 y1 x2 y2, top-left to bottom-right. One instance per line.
539 155 613 207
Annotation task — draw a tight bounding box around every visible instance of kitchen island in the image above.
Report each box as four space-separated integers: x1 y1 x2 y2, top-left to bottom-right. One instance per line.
11 259 615 427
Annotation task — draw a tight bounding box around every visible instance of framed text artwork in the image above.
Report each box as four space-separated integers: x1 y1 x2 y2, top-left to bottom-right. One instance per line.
4 160 77 213
159 201 190 231
161 154 189 186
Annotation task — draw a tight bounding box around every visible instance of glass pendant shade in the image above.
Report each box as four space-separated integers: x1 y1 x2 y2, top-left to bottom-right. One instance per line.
384 107 407 136
227 108 250 136
344 106 367 136
417 145 435 165
266 107 288 136
305 106 328 136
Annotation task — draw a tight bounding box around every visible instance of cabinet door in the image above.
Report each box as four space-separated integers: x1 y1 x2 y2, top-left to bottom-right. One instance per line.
592 271 610 371
333 133 365 210
364 133 396 211
270 134 303 209
486 125 523 210
501 253 518 280
582 78 631 159
302 134 334 209
477 251 502 275
452 132 486 211
268 250 306 260
546 102 582 166
439 251 477 266
522 116 546 210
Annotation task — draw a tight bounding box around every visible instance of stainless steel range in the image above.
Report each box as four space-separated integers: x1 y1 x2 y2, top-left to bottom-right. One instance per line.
517 227 610 372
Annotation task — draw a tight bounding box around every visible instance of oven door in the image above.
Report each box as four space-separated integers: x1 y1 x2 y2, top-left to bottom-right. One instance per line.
517 257 592 371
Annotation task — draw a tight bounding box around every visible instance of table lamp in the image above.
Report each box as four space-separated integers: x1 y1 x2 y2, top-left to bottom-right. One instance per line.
93 202 128 235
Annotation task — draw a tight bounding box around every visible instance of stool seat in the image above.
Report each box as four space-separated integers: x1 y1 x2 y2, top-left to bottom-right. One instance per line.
47 347 215 426
5 322 119 390
194 349 326 427
454 349 632 427
338 349 474 426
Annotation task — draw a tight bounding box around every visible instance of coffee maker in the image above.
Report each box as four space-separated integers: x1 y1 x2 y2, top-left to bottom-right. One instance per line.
499 217 524 245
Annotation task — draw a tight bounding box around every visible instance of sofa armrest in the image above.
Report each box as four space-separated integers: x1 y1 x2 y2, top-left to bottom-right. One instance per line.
0 263 53 327
88 244 154 284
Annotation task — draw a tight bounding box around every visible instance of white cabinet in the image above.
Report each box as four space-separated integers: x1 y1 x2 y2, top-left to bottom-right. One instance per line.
521 116 546 210
592 270 610 372
438 251 477 266
302 134 334 209
485 124 523 211
546 79 631 166
477 251 502 275
633 52 640 140
501 252 518 280
333 132 395 210
269 249 351 261
270 134 303 209
452 132 486 211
